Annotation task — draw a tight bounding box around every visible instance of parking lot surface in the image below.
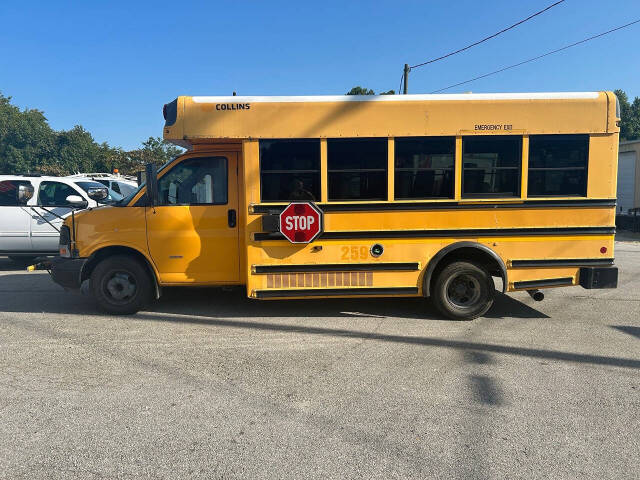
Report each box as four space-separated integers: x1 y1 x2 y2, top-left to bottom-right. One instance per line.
1 241 639 479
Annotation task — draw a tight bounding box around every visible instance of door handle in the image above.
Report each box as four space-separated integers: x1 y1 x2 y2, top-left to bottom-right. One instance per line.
228 209 237 228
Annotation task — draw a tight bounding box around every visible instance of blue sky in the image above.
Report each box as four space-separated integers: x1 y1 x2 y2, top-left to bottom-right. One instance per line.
1 0 639 150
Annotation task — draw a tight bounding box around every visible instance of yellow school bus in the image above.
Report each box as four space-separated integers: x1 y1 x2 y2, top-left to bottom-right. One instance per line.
50 92 620 320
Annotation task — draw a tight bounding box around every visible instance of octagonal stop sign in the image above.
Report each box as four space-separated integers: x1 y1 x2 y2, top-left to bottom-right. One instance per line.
279 202 323 244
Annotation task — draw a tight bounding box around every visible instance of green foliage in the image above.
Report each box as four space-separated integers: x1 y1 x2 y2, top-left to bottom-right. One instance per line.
614 89 640 141
346 86 375 95
346 86 396 96
0 91 184 176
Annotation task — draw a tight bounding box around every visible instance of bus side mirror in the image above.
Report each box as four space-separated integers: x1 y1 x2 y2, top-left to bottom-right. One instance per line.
17 184 34 205
145 163 158 207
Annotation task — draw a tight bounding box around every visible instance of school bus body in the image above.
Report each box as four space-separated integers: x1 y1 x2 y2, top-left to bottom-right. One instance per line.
52 92 619 317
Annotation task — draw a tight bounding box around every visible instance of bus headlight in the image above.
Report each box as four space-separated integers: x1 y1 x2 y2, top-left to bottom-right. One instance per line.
59 225 71 258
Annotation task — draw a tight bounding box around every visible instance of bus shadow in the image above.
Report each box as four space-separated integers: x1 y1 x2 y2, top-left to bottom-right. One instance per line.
0 257 48 272
0 268 549 321
131 309 640 371
147 287 548 321
0 270 548 321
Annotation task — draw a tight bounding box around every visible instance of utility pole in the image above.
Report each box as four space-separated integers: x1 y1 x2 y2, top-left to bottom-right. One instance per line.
403 64 410 94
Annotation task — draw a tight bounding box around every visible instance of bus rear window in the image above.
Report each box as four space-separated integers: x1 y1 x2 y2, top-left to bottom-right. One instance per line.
528 134 588 196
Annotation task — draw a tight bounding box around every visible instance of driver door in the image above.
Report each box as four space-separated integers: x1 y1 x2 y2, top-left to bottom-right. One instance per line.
145 153 240 284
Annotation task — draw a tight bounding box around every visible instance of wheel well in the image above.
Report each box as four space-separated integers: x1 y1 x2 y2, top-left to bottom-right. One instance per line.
81 246 161 298
424 244 507 297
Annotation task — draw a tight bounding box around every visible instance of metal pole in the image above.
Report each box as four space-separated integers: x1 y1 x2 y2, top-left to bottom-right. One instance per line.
403 64 410 94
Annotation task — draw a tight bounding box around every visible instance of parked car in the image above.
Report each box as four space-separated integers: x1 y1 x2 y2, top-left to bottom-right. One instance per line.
0 175 121 263
67 173 138 197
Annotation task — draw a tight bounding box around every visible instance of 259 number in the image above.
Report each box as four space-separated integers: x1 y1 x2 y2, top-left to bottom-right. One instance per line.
341 246 368 260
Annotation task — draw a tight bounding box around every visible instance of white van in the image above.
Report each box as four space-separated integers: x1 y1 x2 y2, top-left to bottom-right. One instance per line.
0 175 121 263
67 173 138 197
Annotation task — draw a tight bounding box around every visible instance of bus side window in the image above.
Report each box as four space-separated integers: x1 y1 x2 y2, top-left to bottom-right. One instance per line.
260 139 321 202
528 134 588 197
395 137 455 199
328 138 387 201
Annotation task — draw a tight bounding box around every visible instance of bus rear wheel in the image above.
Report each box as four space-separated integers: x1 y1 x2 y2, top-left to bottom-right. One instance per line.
90 255 152 315
432 261 495 320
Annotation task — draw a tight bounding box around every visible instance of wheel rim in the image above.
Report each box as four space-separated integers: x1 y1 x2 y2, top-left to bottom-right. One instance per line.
102 270 137 305
444 273 481 308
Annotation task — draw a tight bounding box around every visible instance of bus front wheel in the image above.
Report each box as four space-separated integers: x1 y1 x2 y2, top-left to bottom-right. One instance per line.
431 261 495 320
90 255 153 315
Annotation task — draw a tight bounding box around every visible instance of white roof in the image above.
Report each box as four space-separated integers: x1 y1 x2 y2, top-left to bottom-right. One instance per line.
0 175 103 183
192 92 601 104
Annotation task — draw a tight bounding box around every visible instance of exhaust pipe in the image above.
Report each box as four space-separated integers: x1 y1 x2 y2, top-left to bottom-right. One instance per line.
527 289 544 301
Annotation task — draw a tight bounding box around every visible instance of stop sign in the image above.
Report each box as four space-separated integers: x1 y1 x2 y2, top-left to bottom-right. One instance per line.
279 202 323 243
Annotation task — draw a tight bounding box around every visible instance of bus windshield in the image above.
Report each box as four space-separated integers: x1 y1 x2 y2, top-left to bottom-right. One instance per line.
114 159 177 207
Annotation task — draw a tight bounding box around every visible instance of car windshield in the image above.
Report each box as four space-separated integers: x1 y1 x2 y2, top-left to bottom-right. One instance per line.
118 183 137 196
75 181 124 204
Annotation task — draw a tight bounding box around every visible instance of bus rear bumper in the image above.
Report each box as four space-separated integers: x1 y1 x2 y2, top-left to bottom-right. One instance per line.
579 266 618 289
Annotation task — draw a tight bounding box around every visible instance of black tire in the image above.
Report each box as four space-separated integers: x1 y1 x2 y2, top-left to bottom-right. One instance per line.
431 261 495 321
90 255 153 315
8 256 38 265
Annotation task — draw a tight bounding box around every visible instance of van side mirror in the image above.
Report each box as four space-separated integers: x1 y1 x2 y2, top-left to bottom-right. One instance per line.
66 195 88 209
145 163 158 207
86 187 109 202
17 184 34 205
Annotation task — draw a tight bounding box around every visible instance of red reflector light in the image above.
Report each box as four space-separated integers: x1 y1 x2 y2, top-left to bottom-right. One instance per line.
600 247 607 254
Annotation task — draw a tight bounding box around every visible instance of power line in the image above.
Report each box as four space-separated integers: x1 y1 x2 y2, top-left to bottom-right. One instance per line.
429 18 640 93
399 1 565 93
410 0 565 70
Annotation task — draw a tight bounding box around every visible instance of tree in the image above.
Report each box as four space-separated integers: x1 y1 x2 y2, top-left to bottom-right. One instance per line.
346 86 395 96
0 91 185 176
0 92 55 174
56 125 106 174
346 86 375 95
614 89 640 141
118 137 185 175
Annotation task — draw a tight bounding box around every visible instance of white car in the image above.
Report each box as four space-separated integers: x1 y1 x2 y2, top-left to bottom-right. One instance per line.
67 173 138 197
0 175 122 263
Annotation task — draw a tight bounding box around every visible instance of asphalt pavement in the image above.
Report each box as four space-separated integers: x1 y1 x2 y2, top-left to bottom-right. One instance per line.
1 240 638 479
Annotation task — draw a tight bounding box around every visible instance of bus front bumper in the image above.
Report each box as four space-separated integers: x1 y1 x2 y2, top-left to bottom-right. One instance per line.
579 266 618 289
50 257 86 290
